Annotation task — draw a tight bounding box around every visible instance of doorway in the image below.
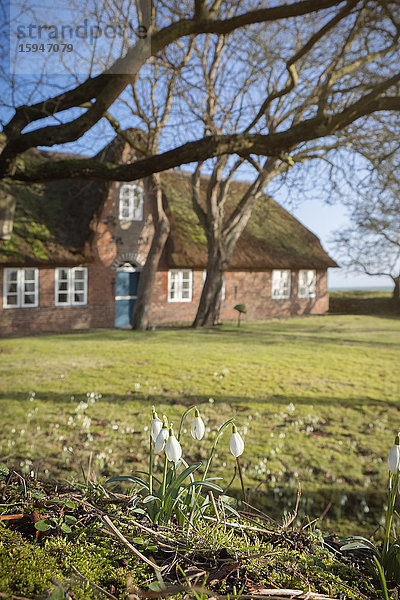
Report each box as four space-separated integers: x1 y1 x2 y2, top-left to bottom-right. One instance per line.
114 263 140 328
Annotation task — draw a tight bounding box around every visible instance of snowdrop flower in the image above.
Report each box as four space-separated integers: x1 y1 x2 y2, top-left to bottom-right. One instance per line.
388 433 400 473
165 426 182 463
151 406 163 443
155 417 169 453
230 424 244 457
191 407 205 440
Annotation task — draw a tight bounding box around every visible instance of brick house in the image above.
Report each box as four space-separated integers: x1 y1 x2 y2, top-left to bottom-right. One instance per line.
0 136 337 336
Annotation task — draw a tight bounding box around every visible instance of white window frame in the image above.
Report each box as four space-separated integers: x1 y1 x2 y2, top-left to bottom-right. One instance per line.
271 269 291 299
167 269 193 303
3 268 39 308
298 269 316 298
202 270 226 301
55 267 88 306
119 184 144 221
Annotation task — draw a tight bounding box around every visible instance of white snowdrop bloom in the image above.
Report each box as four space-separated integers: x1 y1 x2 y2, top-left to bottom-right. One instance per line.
165 427 182 463
230 424 244 457
155 419 169 453
191 407 205 440
388 433 400 473
151 407 163 442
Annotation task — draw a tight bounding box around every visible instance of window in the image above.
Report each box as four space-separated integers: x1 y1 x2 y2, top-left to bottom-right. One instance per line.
202 270 226 300
168 270 193 302
298 269 316 298
272 270 291 299
3 268 39 308
55 267 88 306
119 184 144 221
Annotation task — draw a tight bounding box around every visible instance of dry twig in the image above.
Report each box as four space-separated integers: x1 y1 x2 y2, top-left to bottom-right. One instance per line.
71 566 118 600
102 514 162 571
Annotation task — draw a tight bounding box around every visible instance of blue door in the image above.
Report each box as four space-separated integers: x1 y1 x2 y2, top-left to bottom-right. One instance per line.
114 271 140 328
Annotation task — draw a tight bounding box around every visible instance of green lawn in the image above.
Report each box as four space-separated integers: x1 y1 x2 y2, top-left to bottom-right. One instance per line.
1 314 400 536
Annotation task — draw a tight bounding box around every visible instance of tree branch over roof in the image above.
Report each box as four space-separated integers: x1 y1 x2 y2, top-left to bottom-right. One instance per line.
10 88 400 183
0 0 350 178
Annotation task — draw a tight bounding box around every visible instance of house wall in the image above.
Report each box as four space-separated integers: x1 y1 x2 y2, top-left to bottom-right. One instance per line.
150 269 329 325
0 263 115 336
0 265 329 336
0 176 154 336
0 170 330 335
94 177 155 270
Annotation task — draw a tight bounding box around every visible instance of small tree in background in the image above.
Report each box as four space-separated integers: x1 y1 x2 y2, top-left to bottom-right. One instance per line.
332 158 400 303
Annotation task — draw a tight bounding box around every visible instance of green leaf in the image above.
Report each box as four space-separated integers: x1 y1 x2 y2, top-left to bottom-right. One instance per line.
131 508 146 516
49 586 66 600
61 522 72 534
105 475 150 490
131 537 145 545
64 501 76 509
165 463 202 497
143 495 161 504
133 469 162 485
220 495 238 508
64 515 77 524
34 520 52 531
340 536 379 554
148 582 164 592
340 541 376 552
383 545 400 584
188 481 223 493
0 465 10 481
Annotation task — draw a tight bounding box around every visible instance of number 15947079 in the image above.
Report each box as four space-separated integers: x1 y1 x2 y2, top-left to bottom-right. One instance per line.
18 43 73 52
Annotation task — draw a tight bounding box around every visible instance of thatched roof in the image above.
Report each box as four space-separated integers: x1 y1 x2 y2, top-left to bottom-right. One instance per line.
0 134 337 269
161 171 337 269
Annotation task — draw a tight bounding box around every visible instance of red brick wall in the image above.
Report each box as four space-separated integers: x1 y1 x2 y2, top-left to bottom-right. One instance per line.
150 269 329 325
0 266 329 336
0 263 115 336
0 175 155 336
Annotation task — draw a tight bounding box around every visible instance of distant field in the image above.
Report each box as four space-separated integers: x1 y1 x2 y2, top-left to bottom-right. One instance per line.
1 314 400 536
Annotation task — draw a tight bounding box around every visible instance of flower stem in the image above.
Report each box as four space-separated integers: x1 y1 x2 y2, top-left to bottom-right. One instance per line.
373 555 390 600
192 417 235 512
161 453 168 512
177 405 196 441
202 417 235 481
236 456 246 502
149 436 153 497
383 470 399 559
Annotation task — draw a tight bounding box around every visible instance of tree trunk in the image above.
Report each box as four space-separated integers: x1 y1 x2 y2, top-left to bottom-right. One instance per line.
131 175 170 330
193 243 227 327
392 276 400 304
0 190 16 240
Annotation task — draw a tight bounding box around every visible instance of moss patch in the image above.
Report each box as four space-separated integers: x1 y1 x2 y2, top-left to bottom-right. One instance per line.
0 477 378 600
